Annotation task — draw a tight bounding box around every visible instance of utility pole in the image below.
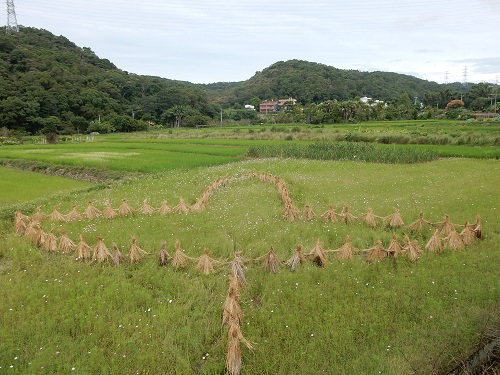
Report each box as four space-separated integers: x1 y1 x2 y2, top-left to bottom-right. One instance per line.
495 76 498 114
6 0 19 34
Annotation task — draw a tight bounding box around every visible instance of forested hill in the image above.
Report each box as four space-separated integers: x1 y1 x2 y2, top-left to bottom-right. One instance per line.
201 59 447 105
0 27 218 134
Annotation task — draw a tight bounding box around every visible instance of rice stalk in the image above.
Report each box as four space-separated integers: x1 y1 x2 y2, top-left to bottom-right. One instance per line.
43 228 58 253
49 205 65 222
359 208 378 228
366 240 387 262
443 228 464 250
286 244 304 271
173 197 190 214
76 234 92 261
196 248 217 275
118 198 135 216
408 212 431 232
102 200 117 220
302 204 316 221
460 221 476 246
425 230 442 253
341 206 357 224
139 198 155 215
58 228 76 254
260 246 279 274
112 242 125 267
226 323 254 375
403 234 421 262
129 235 147 263
31 206 44 223
387 234 403 257
308 239 327 267
65 205 81 221
230 251 247 286
158 240 171 266
384 207 404 228
321 205 340 223
435 214 456 236
172 240 189 269
331 235 359 261
92 235 112 263
84 201 101 219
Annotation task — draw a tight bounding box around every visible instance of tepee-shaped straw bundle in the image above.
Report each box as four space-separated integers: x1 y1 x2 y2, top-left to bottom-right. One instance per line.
158 240 171 266
58 228 76 254
283 202 299 222
230 252 247 286
471 214 482 239
76 234 92 261
118 198 135 216
222 276 243 327
25 220 40 243
14 210 27 236
386 234 403 257
102 200 117 220
259 246 280 274
408 212 431 232
173 197 190 214
359 208 378 228
321 205 340 223
172 240 189 269
302 204 316 221
366 240 387 262
443 227 464 250
435 214 456 236
425 230 442 253
31 206 45 223
403 235 421 262
43 228 58 252
111 243 125 267
384 207 404 228
84 201 101 219
340 206 357 225
139 199 155 215
34 225 46 248
92 235 112 263
158 200 172 215
308 239 327 267
460 221 476 246
65 205 81 221
226 323 254 375
196 248 217 275
332 235 358 261
286 244 304 271
49 205 65 222
129 236 147 263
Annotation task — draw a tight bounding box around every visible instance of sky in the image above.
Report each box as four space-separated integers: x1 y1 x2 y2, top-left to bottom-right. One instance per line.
11 0 500 85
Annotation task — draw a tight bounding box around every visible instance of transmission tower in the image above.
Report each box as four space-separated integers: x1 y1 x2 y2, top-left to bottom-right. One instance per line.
6 0 19 34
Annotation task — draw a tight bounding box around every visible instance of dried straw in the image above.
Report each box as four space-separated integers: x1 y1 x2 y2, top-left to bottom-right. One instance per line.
443 228 464 250
129 236 147 263
302 204 316 221
308 239 327 267
260 246 279 274
92 235 112 263
49 205 65 222
403 234 421 262
333 235 358 261
435 214 456 236
174 197 190 214
58 228 76 254
341 206 357 224
31 206 45 223
226 323 254 375
408 212 431 232
172 240 189 269
139 198 155 215
158 200 173 215
366 240 387 262
14 210 27 236
283 202 299 222
472 214 482 239
158 240 171 266
321 205 340 223
286 244 304 271
84 201 101 219
24 218 38 242
196 248 217 275
222 283 242 327
44 228 58 252
76 234 92 261
34 225 46 247
359 208 378 228
384 207 404 228
65 205 81 221
230 252 247 286
111 243 125 267
102 200 117 220
118 198 135 216
387 234 403 257
425 230 442 253
460 221 476 246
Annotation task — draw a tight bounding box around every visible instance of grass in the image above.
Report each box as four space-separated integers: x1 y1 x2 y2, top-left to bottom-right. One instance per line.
1 157 499 374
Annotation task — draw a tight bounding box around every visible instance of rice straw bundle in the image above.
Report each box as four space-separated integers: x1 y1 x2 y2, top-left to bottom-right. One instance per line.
308 239 327 267
472 214 482 239
387 234 403 257
384 207 404 228
76 234 92 261
34 225 46 247
283 202 299 222
49 205 65 222
31 206 44 223
173 197 190 214
58 228 76 254
92 235 112 263
226 323 254 375
443 228 464 250
408 212 431 232
44 228 58 252
302 204 316 221
425 230 442 253
333 235 358 261
196 248 217 275
222 283 243 327
129 236 147 263
190 197 206 212
111 243 125 267
158 240 171 266
321 205 340 223
366 240 387 262
139 198 155 215
435 214 456 236
14 210 27 236
25 219 39 243
460 221 476 246
230 252 247 286
341 206 357 225
359 208 378 228
84 201 101 219
403 234 421 262
158 200 172 215
260 246 279 274
172 240 189 269
102 200 117 220
65 205 81 221
118 198 135 216
286 244 304 271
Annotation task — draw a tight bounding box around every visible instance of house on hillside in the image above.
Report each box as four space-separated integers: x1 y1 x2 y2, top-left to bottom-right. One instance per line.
259 98 297 113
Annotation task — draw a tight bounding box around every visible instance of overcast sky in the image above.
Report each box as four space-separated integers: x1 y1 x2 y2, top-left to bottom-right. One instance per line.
12 0 500 85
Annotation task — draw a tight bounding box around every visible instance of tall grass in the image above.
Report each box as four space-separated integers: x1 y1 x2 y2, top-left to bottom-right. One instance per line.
247 141 439 163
